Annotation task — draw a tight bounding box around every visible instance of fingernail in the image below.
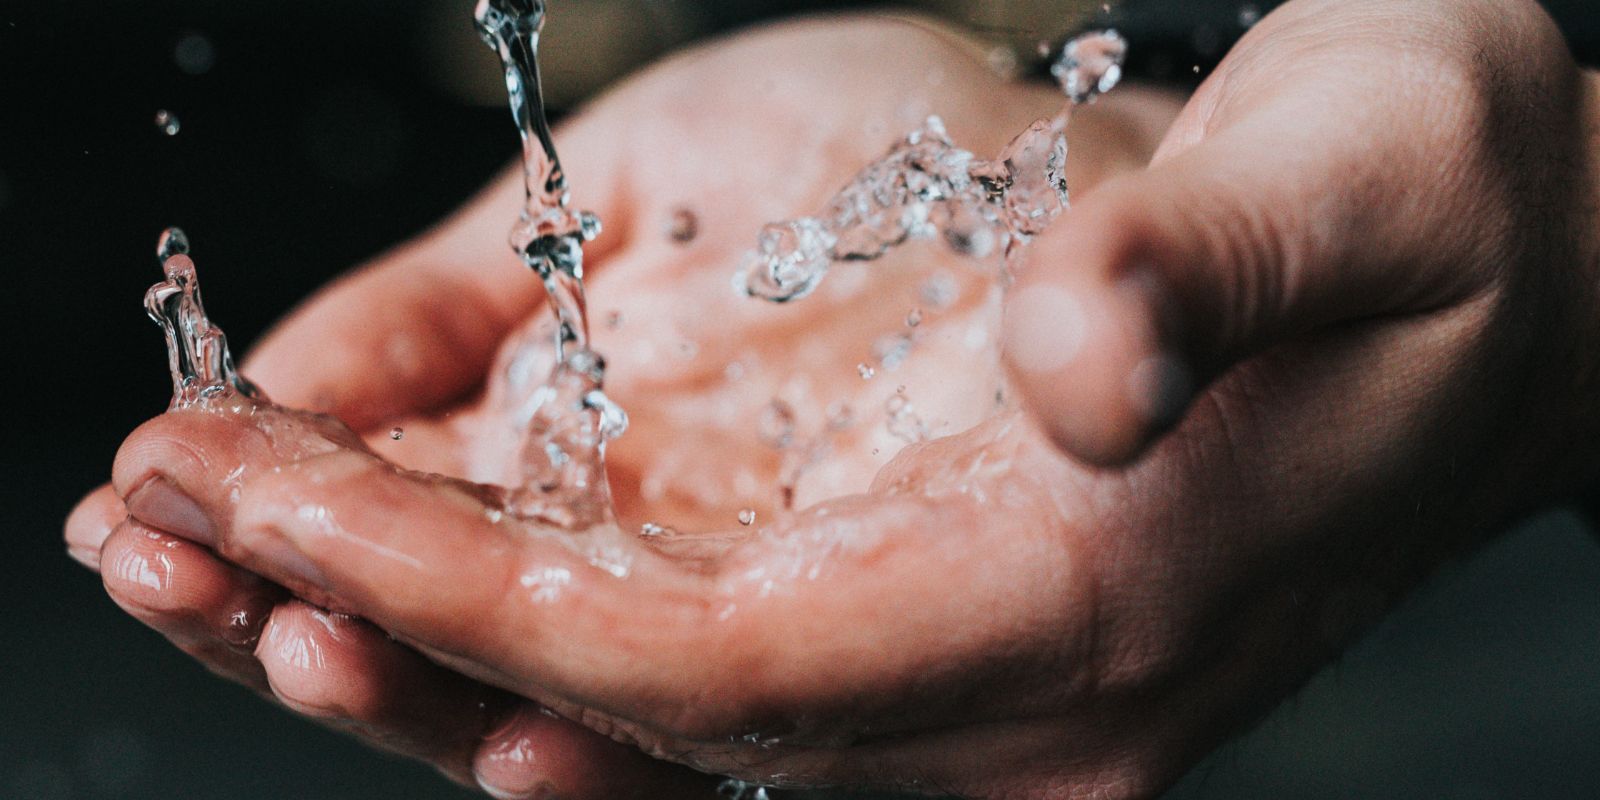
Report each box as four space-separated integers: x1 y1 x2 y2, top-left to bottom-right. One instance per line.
67 545 100 570
126 477 216 545
248 533 329 592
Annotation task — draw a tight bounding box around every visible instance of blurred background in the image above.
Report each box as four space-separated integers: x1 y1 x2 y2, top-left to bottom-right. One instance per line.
2 1 1598 798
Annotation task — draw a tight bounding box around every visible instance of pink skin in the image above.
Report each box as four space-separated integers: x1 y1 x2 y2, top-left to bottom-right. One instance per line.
67 3 1600 799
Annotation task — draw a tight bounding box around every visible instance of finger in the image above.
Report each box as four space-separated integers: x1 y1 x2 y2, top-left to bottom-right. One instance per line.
99 519 280 690
473 705 714 800
1003 76 1491 465
117 408 1087 747
242 110 634 429
65 484 124 570
256 600 499 783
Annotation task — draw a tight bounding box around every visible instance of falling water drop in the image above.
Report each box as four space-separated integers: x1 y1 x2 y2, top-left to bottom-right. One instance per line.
154 110 181 136
475 0 628 529
1051 30 1127 104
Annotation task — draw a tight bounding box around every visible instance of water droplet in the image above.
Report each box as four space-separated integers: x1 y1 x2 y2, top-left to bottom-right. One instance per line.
668 207 698 243
1238 4 1262 27
905 307 923 327
156 227 189 262
154 110 180 136
1051 30 1127 104
758 399 797 449
389 426 404 440
717 779 770 800
640 522 679 538
738 508 756 526
857 362 876 380
605 310 623 330
173 32 216 75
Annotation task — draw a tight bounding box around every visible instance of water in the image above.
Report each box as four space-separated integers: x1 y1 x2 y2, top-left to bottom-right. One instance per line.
154 110 180 136
474 0 626 529
144 228 261 408
735 30 1127 302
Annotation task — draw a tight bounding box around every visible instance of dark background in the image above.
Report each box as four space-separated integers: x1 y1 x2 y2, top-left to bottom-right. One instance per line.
3 1 1598 798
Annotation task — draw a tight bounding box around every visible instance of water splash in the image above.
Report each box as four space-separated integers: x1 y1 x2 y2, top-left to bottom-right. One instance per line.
143 228 262 408
475 0 626 529
717 780 770 800
735 30 1127 303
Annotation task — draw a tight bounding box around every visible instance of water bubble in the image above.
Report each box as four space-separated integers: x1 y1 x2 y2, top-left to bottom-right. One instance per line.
154 109 180 136
758 399 797 449
173 32 216 75
857 363 876 380
1051 30 1127 104
668 207 698 243
906 307 923 327
738 508 756 526
389 426 404 440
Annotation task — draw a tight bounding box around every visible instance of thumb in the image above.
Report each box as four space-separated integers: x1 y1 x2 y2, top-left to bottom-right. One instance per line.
1001 101 1480 465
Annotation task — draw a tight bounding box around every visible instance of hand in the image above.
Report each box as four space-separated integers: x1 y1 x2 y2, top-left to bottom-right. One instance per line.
67 14 1182 799
74 1 1600 797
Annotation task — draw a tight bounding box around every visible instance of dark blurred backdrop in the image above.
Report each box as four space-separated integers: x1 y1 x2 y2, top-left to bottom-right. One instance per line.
2 1 1598 798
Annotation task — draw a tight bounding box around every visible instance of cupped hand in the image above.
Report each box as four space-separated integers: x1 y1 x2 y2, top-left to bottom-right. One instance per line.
69 1 1600 798
67 14 1180 799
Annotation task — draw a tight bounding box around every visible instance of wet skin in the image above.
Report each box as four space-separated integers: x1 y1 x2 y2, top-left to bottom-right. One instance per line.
66 2 1600 798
